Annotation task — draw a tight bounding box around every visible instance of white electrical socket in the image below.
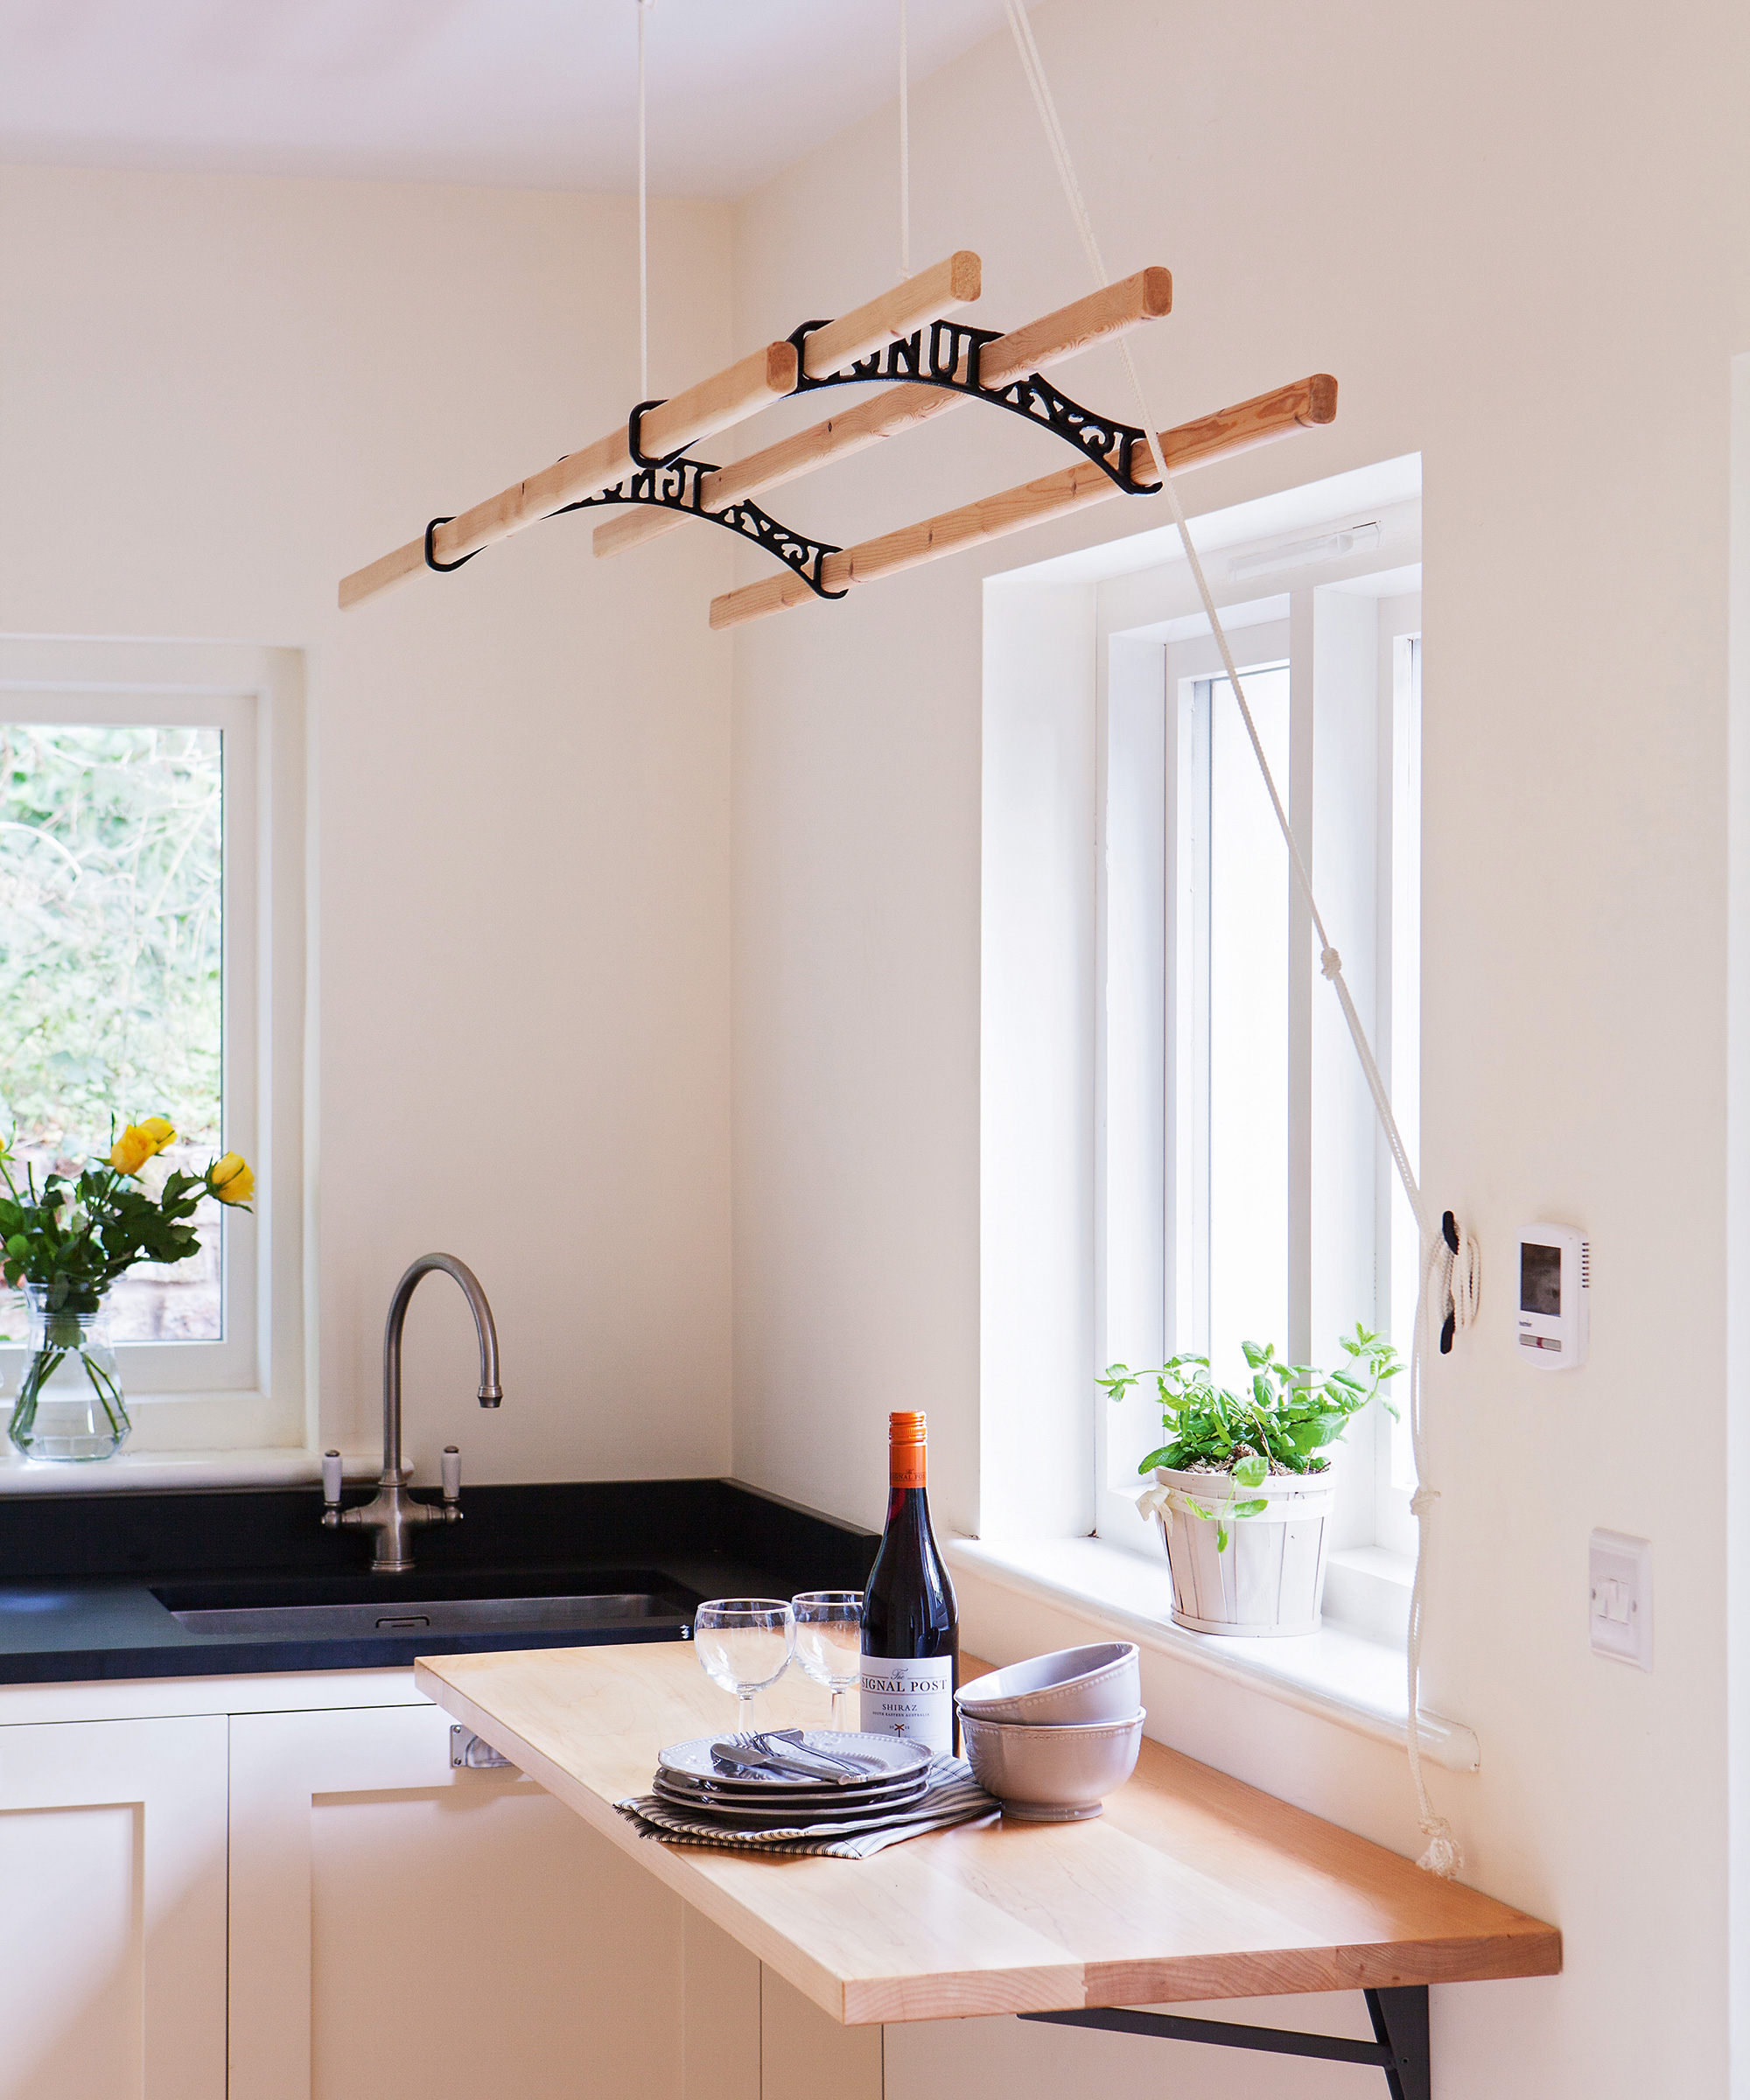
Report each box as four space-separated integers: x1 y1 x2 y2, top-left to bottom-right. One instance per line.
1588 1530 1652 1670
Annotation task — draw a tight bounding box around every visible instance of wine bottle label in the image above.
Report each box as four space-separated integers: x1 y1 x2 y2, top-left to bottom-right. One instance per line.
859 1655 955 1754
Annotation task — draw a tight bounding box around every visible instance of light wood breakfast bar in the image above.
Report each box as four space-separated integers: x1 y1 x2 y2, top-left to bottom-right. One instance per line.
415 1642 1560 2099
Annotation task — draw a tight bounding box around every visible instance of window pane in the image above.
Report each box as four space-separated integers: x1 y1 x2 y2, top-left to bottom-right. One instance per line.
1207 665 1291 1369
0 724 223 1341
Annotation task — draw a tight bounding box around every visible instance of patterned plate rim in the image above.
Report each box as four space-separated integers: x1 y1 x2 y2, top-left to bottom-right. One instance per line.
654 1773 928 1807
653 1769 931 1805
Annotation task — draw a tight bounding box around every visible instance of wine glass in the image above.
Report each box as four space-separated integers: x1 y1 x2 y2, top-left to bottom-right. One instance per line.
792 1590 863 1732
692 1598 794 1734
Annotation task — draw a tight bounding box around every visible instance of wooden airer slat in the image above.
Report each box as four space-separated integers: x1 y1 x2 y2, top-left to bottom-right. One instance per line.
592 266 1174 564
338 250 984 609
707 375 1338 630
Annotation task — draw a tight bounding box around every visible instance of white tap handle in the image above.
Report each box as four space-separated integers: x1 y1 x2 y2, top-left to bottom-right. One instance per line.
441 1445 461 1502
322 1450 343 1506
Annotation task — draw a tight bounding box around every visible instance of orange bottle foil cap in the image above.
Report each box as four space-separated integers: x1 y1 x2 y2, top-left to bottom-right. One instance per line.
888 1410 928 1441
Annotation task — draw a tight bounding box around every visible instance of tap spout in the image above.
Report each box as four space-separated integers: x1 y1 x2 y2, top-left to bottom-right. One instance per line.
382 1253 502 1481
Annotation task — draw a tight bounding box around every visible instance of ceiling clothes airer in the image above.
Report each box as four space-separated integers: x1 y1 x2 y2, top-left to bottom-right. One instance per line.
338 256 1331 610
992 0 1480 1877
336 2 1334 614
333 1 1474 1868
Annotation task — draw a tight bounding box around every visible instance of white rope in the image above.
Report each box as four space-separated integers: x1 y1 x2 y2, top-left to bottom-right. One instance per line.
1404 1220 1479 1875
1000 0 1477 1874
637 0 653 401
897 0 911 280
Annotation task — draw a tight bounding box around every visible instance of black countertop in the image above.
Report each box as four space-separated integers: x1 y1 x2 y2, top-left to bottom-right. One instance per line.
0 1476 879 1685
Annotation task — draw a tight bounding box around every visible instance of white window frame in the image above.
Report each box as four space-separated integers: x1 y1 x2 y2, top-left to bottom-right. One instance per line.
0 637 312 1454
1382 631 1423 1516
1091 516 1424 1578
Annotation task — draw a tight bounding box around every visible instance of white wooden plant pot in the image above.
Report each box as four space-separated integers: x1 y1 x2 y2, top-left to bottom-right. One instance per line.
1144 1466 1335 1636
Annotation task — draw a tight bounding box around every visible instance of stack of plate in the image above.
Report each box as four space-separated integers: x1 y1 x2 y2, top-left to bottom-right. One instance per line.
652 1732 934 1831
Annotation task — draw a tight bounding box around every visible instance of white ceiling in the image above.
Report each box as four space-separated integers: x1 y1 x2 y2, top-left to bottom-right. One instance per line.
0 0 1016 200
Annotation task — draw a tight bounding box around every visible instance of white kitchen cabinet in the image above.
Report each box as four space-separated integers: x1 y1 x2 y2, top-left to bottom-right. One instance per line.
0 1672 882 2100
677 1911 881 2100
0 1713 228 2100
228 1698 690 2100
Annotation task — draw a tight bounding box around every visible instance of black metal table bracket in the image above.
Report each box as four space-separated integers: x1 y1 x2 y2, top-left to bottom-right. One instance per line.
1018 1985 1431 2100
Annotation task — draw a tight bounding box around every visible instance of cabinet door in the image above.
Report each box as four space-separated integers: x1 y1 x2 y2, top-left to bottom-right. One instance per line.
0 1713 228 2100
677 1913 881 2100
228 1701 689 2100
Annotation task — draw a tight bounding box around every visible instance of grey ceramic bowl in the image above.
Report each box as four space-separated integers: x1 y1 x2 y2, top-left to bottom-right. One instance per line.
959 1708 1145 1821
955 1642 1142 1726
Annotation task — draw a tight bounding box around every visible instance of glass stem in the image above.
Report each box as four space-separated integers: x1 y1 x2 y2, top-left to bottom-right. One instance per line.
830 1688 846 1732
737 1690 755 1737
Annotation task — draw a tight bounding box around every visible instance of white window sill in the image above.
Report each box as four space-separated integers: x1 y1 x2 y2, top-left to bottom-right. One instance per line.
0 1446 379 1494
944 1534 1479 1774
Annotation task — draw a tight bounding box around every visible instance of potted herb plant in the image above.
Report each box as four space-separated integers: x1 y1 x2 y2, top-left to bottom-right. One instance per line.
1099 1329 1401 1637
0 1121 253 1461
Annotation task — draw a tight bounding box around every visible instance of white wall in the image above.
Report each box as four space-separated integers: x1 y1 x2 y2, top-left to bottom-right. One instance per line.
721 1 1750 2094
0 164 737 1480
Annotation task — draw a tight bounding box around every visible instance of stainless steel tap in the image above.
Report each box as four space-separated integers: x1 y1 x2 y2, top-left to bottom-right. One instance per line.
322 1253 503 1573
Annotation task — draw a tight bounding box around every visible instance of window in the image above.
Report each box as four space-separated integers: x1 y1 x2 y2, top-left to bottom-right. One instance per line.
0 638 309 1454
1095 520 1424 1575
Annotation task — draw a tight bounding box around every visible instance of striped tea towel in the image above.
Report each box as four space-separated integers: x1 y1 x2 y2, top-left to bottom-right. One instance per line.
615 1755 999 1858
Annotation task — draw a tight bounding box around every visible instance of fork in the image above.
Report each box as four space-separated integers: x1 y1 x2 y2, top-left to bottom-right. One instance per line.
710 1738 840 1782
756 1729 881 1776
737 1731 868 1781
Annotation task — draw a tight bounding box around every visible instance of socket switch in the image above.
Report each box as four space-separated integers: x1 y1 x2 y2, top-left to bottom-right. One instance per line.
1588 1529 1652 1670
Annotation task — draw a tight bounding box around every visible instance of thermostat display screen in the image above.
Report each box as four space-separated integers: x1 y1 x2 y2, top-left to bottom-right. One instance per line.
1521 1242 1562 1317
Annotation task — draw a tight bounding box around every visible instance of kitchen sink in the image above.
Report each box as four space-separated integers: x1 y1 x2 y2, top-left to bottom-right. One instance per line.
164 1591 688 1642
144 1566 701 1655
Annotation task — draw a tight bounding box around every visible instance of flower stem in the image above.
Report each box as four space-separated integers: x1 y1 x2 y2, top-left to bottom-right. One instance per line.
81 1352 128 1436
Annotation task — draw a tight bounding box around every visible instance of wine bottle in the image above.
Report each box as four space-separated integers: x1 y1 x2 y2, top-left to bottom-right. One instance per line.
860 1410 959 1754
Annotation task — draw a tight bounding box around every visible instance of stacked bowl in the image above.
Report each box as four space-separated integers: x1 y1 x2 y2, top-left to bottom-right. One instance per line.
955 1642 1144 1821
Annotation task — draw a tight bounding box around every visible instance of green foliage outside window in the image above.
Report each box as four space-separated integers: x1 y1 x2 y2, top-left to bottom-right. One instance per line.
0 724 224 1340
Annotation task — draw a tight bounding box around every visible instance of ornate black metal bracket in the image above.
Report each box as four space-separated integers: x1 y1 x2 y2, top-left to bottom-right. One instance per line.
549 455 845 600
788 314 1155 494
1018 1985 1431 2100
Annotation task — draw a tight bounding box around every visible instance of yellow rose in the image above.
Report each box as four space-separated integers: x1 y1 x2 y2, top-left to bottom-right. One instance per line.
207 1153 254 1206
109 1117 177 1176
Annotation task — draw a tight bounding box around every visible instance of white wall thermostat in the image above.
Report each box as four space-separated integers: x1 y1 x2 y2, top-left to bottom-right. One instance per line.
1516 1222 1589 1370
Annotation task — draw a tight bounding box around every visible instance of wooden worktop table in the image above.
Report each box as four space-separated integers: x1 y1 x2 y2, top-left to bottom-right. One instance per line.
415 1641 1558 2032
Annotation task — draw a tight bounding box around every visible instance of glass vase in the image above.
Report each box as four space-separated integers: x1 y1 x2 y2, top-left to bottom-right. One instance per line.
8 1285 130 1461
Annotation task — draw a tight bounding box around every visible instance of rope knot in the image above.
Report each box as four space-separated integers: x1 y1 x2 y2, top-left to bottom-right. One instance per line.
1410 1487 1440 1518
1319 946 1342 979
1417 1816 1464 1880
